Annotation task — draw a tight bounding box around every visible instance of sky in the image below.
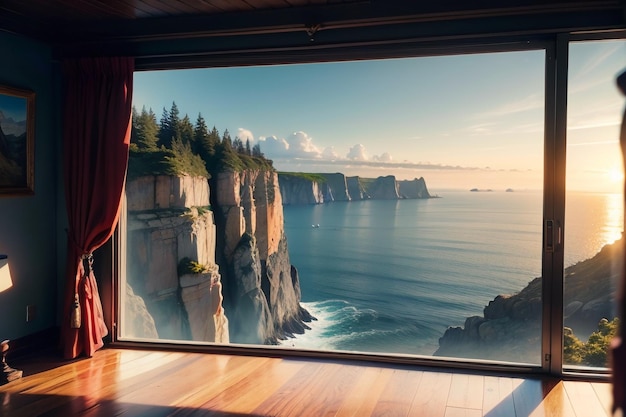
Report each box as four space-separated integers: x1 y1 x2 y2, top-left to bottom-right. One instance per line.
133 39 626 193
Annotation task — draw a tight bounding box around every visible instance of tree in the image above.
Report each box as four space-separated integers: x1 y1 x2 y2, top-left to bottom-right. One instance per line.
232 137 244 154
168 101 181 143
158 107 171 148
245 139 252 156
179 114 194 146
131 106 159 152
194 113 209 155
222 129 232 149
252 143 263 157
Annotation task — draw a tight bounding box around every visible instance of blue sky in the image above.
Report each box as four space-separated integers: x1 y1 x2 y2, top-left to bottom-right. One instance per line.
134 39 625 192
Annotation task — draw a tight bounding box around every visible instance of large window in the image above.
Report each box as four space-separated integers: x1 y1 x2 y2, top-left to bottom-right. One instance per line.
119 37 624 372
563 39 625 370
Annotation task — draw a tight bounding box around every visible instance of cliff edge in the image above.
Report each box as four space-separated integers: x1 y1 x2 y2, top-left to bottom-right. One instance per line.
278 172 432 205
435 236 621 363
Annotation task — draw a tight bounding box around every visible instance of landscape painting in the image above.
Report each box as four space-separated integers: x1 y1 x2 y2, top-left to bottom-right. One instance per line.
0 85 34 195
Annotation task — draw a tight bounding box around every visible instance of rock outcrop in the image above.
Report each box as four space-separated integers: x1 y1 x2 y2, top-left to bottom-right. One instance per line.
320 173 351 202
278 172 432 205
126 174 228 343
435 236 621 363
212 170 313 344
398 177 431 199
279 174 325 205
366 175 400 199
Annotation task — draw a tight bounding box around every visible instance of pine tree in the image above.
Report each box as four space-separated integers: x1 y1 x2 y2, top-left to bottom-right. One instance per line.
158 107 171 148
252 143 263 157
179 114 194 146
168 102 181 144
222 129 232 149
131 106 159 152
194 114 209 154
245 139 252 156
232 137 244 154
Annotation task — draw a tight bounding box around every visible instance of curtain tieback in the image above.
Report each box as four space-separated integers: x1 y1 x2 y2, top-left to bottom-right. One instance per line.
70 253 93 329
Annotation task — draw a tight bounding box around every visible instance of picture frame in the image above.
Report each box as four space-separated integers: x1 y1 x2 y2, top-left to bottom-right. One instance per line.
0 85 35 195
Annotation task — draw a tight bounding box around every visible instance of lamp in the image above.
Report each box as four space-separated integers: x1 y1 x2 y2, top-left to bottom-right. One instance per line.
0 254 12 292
0 255 22 385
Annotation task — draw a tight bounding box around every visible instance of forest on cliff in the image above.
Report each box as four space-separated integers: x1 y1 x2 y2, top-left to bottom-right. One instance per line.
129 102 273 180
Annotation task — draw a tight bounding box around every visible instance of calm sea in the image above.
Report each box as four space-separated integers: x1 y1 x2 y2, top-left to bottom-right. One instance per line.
282 190 623 355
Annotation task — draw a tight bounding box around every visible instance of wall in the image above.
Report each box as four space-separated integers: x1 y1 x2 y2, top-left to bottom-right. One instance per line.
0 31 61 341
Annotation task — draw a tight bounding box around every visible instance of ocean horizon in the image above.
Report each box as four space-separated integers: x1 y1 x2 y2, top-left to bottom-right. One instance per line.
281 189 623 356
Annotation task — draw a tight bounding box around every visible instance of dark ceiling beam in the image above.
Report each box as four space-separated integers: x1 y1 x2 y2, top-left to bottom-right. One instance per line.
51 3 624 67
0 0 623 67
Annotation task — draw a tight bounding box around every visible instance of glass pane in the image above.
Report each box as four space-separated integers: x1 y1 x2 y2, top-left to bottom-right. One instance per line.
122 49 545 365
564 39 625 369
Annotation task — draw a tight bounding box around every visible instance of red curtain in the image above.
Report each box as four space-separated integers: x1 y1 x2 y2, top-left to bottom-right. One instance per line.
60 57 134 359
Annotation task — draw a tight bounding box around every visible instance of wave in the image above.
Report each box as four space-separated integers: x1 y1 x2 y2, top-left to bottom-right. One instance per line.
285 299 440 354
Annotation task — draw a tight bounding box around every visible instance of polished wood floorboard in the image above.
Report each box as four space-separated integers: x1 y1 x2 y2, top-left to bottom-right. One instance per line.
0 348 616 417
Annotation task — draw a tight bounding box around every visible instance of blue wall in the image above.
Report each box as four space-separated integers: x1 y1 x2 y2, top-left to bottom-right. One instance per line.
0 31 62 340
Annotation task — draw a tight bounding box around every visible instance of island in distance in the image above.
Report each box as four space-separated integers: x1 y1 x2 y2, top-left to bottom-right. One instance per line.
278 172 433 205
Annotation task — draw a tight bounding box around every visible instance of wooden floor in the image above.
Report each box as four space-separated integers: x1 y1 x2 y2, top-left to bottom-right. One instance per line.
0 348 617 417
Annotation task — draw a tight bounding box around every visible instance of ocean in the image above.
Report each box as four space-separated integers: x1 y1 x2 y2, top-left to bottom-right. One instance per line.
281 190 623 356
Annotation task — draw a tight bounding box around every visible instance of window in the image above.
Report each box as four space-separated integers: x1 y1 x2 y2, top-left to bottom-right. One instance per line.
563 39 626 370
118 35 625 373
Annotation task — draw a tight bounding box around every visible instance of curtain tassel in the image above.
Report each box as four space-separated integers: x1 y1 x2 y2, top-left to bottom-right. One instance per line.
70 293 81 329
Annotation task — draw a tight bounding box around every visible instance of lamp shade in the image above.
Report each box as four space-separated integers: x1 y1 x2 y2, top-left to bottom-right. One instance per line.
0 255 12 293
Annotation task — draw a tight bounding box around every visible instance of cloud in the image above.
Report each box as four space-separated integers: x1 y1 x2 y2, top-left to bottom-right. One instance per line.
237 128 254 141
346 144 368 161
372 152 393 162
258 135 290 157
286 131 322 159
322 146 339 160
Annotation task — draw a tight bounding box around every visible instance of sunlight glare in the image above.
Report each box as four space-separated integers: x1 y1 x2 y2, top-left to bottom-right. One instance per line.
608 166 624 184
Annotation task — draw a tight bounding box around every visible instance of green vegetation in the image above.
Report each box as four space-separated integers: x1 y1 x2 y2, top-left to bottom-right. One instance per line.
564 317 620 367
278 172 327 183
177 257 209 276
129 103 274 181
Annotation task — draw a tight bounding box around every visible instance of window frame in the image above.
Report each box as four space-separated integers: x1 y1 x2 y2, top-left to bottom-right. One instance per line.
103 30 626 379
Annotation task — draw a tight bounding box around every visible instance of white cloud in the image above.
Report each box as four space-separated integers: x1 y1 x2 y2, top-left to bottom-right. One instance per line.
346 144 368 161
237 128 254 141
322 146 339 160
258 135 290 157
372 152 393 162
286 131 322 159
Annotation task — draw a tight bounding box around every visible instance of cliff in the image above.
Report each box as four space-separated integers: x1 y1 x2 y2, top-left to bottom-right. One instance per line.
279 173 325 205
126 174 228 343
212 170 313 344
435 236 621 363
278 172 432 205
126 170 313 345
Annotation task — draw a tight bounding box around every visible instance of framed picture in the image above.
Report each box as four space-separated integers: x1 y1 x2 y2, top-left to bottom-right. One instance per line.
0 85 35 195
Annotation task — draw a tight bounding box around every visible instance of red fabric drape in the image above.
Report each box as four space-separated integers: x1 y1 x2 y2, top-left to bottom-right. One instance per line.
60 57 134 359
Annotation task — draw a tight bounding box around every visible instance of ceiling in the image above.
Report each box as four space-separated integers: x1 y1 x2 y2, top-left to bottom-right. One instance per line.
0 0 624 68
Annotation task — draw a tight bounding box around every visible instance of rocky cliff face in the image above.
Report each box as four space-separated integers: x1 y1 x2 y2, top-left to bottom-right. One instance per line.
367 175 400 199
435 237 621 363
398 177 431 199
278 172 432 205
279 174 325 205
126 174 228 343
321 173 351 201
212 170 313 344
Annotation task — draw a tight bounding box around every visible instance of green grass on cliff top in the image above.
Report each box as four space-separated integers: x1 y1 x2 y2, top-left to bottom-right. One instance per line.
278 172 327 183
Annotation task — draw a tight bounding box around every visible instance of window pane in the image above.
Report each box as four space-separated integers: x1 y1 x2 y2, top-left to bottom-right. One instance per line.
564 39 625 369
122 49 545 365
